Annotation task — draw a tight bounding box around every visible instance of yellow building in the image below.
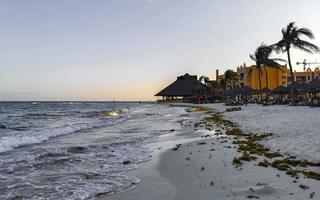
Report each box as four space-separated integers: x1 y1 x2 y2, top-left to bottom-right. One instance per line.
237 63 288 90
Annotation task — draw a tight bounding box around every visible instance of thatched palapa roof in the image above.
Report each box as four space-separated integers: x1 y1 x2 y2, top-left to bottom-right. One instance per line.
155 73 207 97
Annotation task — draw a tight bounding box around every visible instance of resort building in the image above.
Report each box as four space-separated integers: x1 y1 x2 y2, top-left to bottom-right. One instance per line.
155 73 208 102
235 63 320 89
287 67 320 84
236 63 288 90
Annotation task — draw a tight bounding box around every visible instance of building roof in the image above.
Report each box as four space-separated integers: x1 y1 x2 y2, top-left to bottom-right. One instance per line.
155 73 207 97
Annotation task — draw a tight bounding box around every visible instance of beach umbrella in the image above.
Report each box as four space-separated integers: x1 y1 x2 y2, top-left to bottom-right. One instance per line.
239 86 256 95
272 86 289 94
307 79 320 92
224 89 234 96
232 86 241 94
238 86 256 103
262 87 271 94
305 80 320 104
287 82 308 93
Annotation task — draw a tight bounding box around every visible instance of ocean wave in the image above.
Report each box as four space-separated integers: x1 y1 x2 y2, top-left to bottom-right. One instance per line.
82 108 128 118
25 113 63 117
9 112 68 118
0 103 193 199
0 123 6 129
0 118 126 153
105 108 128 117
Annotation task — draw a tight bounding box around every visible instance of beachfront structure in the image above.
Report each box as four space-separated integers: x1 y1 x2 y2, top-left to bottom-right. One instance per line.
236 63 288 90
155 73 208 101
287 67 320 84
235 63 320 89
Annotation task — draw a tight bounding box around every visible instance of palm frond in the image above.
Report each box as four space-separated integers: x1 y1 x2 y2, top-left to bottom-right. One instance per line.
263 61 285 72
260 59 281 68
296 28 314 39
249 54 256 61
293 39 320 53
272 41 286 53
199 75 210 84
281 28 286 38
272 58 287 63
288 22 295 28
293 45 313 53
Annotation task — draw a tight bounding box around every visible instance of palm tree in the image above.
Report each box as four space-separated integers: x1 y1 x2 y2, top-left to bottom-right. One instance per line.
224 69 239 90
199 75 210 85
249 43 285 103
273 22 320 105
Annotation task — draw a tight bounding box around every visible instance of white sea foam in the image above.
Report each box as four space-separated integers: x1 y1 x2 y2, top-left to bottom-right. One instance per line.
106 111 118 117
105 108 129 117
0 119 124 153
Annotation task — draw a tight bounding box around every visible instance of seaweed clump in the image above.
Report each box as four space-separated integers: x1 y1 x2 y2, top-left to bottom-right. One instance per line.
258 160 270 168
189 105 320 182
303 171 320 180
232 157 243 168
299 184 309 190
172 144 182 151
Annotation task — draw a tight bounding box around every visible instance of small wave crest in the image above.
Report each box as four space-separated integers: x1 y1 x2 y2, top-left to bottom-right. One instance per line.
105 108 128 117
0 123 6 129
105 111 118 117
0 118 126 153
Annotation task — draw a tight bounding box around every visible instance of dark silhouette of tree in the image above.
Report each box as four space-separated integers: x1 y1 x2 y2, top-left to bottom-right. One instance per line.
273 22 320 105
199 75 209 85
249 43 285 103
224 69 239 90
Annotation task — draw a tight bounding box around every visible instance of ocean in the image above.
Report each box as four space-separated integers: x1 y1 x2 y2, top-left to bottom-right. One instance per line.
0 102 194 199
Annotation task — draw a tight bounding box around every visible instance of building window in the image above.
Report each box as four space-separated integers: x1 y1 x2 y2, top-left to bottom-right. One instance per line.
308 76 311 80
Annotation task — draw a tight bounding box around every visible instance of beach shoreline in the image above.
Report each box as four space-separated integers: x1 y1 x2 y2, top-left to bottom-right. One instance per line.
101 103 320 200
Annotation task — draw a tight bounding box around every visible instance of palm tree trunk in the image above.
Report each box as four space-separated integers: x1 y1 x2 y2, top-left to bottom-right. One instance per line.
264 66 269 103
286 48 296 105
258 68 263 103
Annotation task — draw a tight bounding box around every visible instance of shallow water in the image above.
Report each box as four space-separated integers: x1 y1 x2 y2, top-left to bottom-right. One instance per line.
0 102 193 199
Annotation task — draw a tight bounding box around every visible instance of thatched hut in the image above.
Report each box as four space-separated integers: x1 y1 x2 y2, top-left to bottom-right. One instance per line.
155 73 208 102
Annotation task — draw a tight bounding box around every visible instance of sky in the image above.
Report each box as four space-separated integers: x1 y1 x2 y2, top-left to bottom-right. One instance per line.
1 0 320 101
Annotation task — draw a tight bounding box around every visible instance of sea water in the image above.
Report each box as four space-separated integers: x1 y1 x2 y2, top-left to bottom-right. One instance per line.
0 102 193 199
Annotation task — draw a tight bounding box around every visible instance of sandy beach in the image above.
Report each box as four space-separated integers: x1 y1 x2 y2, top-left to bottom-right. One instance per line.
101 104 320 200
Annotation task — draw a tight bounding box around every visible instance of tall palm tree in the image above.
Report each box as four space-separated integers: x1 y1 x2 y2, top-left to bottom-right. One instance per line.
249 43 285 103
273 22 320 105
224 69 239 90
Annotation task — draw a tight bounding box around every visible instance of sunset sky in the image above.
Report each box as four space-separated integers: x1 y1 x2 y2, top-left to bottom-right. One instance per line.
1 0 320 101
